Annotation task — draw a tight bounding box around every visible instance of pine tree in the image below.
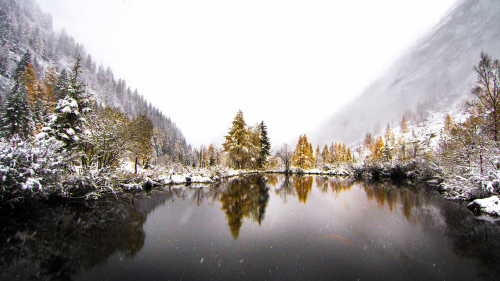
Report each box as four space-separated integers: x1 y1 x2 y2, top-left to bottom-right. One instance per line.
1 82 34 139
32 80 45 127
364 132 373 148
384 124 395 147
222 110 249 169
321 145 329 165
13 50 31 81
257 121 271 169
43 57 88 150
308 142 314 167
382 142 393 165
54 68 68 101
314 145 322 168
401 115 408 134
0 43 9 77
85 54 93 70
66 56 87 108
208 143 217 166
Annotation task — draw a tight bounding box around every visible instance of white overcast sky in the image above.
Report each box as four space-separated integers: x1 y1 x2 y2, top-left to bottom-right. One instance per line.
37 0 457 148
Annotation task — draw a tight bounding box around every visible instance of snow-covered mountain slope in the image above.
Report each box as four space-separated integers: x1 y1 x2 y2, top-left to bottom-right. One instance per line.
312 0 500 145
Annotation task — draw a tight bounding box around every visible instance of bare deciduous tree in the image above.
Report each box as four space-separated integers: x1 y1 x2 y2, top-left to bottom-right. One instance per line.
276 143 294 172
472 52 500 141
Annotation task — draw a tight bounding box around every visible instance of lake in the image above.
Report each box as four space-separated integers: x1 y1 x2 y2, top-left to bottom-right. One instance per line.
1 174 500 280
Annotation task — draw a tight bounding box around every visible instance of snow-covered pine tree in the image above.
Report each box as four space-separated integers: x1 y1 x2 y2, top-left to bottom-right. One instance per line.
0 43 9 77
13 50 31 81
54 68 68 101
0 7 17 49
258 121 271 169
42 56 88 150
208 143 217 166
1 81 34 139
321 145 329 165
308 142 314 168
85 54 93 70
223 109 249 169
384 124 395 147
364 132 373 149
32 80 45 126
315 145 321 168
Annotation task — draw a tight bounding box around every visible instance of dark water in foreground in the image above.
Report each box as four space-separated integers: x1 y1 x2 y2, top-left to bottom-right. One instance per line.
2 175 500 280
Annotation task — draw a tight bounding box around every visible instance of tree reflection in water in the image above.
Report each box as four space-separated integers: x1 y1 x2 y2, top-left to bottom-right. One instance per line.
293 176 313 204
0 191 172 281
217 175 270 239
275 175 295 203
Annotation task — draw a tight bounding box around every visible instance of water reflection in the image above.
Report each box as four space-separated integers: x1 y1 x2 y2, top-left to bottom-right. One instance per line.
2 175 500 280
441 199 500 277
0 192 170 280
216 176 270 239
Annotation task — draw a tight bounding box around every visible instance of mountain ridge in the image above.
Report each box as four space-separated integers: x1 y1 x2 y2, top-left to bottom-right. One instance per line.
0 0 193 164
312 0 500 145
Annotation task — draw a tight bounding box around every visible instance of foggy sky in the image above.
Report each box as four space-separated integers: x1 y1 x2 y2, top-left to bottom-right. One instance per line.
36 0 457 148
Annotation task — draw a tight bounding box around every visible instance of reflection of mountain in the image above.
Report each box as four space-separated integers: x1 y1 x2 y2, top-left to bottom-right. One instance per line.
218 175 270 239
0 192 170 281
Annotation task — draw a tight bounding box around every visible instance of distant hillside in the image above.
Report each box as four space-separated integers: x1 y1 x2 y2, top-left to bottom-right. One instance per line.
0 0 193 164
312 0 500 145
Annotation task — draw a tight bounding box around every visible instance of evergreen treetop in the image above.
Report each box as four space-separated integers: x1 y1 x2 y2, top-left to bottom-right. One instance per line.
13 50 31 81
1 81 34 139
258 120 271 169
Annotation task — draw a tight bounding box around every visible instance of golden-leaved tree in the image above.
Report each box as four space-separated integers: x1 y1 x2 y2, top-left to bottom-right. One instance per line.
371 136 385 161
293 134 314 169
223 110 251 169
129 114 154 173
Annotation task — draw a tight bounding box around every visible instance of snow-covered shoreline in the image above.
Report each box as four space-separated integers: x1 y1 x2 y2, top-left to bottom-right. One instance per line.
468 196 500 217
118 162 355 188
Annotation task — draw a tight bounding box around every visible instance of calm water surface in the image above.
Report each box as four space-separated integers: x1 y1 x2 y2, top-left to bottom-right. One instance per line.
2 175 500 280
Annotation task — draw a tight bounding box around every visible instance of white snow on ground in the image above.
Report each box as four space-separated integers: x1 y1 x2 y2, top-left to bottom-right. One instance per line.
118 161 259 186
468 196 500 216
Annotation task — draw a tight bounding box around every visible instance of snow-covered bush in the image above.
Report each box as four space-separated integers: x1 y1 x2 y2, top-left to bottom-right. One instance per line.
0 136 69 198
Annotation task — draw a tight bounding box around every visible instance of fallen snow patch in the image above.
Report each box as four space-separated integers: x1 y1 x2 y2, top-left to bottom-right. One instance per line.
468 196 500 216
